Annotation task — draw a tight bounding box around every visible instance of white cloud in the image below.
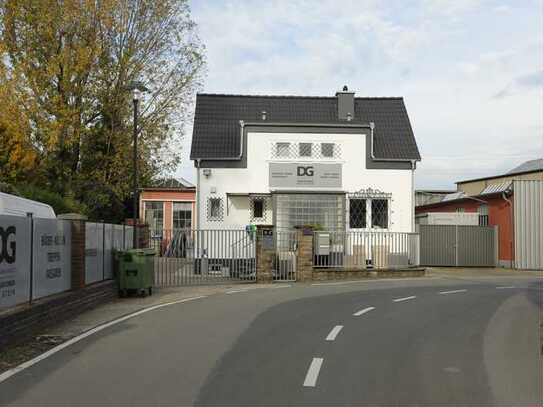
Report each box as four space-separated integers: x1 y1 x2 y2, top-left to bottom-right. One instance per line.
178 0 543 189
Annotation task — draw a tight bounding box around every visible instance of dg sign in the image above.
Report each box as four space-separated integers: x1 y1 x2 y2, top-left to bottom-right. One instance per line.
0 215 31 309
269 163 342 189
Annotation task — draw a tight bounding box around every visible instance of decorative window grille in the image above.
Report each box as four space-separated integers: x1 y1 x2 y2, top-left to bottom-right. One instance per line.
299 142 312 157
207 197 224 221
249 195 270 223
320 143 334 158
276 142 291 158
349 198 366 229
348 188 392 230
271 142 341 160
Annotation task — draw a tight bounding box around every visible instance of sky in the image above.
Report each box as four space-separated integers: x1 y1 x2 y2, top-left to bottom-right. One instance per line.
177 0 543 189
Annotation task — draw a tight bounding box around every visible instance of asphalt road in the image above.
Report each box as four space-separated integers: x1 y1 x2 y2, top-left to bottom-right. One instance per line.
1 275 543 407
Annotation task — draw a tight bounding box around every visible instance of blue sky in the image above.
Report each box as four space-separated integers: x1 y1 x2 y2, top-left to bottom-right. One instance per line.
178 0 543 189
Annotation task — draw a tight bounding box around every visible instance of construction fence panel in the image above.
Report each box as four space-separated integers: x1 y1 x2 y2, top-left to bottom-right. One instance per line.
514 180 543 270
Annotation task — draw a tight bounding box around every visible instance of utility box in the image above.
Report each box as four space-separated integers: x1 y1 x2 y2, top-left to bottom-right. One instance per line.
315 232 330 255
118 249 155 297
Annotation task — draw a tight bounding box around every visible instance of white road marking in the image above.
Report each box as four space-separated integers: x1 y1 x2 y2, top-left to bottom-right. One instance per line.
0 296 207 384
496 286 516 289
311 277 437 286
439 289 467 295
225 289 250 294
393 295 417 302
303 358 324 387
325 325 344 341
353 306 375 316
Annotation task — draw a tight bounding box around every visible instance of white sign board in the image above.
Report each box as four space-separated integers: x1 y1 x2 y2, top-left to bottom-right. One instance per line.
0 215 31 309
32 219 71 299
85 222 104 284
269 163 342 189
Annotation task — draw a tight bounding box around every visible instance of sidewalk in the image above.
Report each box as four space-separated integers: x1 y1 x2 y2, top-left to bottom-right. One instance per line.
427 267 543 279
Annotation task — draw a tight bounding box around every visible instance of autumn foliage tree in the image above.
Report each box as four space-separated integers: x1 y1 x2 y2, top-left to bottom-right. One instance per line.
0 0 204 221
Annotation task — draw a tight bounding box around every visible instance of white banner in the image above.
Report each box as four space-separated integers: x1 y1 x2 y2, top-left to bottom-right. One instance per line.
0 215 31 309
32 219 71 299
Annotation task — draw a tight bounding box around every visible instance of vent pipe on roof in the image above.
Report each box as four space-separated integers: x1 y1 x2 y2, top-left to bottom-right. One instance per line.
336 85 355 121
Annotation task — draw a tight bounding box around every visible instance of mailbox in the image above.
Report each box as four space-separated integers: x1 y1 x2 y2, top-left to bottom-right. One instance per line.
315 232 330 256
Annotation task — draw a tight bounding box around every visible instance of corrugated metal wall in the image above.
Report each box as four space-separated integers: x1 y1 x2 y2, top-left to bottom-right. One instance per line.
514 180 543 270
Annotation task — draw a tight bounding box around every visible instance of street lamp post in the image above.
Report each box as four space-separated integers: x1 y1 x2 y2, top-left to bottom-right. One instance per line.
125 81 148 248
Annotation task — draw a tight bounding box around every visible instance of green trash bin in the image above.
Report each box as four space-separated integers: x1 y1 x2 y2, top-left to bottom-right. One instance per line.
118 248 155 297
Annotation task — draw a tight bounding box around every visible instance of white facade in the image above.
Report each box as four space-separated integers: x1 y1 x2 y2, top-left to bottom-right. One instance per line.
198 131 414 232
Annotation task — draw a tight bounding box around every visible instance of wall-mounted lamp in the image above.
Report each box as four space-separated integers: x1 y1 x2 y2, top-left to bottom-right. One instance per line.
202 168 212 178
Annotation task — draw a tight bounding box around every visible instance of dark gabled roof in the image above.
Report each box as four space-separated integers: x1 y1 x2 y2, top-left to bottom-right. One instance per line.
144 177 195 190
190 93 421 160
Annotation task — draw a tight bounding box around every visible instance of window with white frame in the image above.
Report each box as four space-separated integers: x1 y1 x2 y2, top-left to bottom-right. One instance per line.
348 189 391 230
144 201 164 232
173 202 192 229
250 195 270 222
207 197 224 221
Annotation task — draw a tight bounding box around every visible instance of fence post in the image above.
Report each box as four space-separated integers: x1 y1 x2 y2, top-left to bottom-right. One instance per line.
101 221 105 281
26 212 34 304
255 225 274 283
297 229 314 282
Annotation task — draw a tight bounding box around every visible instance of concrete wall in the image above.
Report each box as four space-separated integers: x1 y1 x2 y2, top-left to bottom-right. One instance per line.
198 131 414 232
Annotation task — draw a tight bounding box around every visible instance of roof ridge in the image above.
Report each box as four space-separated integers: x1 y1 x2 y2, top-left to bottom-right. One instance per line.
196 93 404 100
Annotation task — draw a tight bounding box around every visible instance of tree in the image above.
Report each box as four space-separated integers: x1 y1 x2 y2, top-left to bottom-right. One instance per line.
0 0 204 221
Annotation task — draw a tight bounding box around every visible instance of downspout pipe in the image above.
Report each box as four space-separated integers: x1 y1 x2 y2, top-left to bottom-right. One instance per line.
196 158 201 230
502 191 514 268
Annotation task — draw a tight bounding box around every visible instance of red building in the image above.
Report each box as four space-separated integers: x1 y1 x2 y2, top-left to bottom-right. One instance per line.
416 186 514 267
139 178 196 235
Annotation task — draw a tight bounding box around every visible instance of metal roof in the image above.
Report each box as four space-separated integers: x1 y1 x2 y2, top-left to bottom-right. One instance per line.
441 191 466 202
190 93 421 161
480 181 512 195
507 158 543 175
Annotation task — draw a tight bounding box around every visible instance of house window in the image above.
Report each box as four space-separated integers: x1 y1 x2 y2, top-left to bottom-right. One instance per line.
144 201 164 232
173 202 192 229
478 204 489 226
371 199 389 229
207 198 223 221
276 142 290 158
321 143 334 158
253 199 264 218
349 198 366 229
299 142 312 157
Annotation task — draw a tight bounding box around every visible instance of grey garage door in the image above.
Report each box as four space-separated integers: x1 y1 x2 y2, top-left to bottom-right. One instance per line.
419 224 497 267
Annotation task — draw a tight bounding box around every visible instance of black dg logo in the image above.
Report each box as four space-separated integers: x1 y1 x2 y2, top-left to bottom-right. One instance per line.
297 166 314 176
0 226 16 264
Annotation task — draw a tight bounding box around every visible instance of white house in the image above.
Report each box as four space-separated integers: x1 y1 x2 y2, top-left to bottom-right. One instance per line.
190 87 421 233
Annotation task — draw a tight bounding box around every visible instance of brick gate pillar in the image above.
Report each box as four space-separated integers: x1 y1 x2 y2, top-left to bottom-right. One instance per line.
296 229 314 282
256 225 274 283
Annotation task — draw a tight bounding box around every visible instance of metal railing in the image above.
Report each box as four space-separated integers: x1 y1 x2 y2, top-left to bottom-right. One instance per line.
148 229 256 286
313 231 420 269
